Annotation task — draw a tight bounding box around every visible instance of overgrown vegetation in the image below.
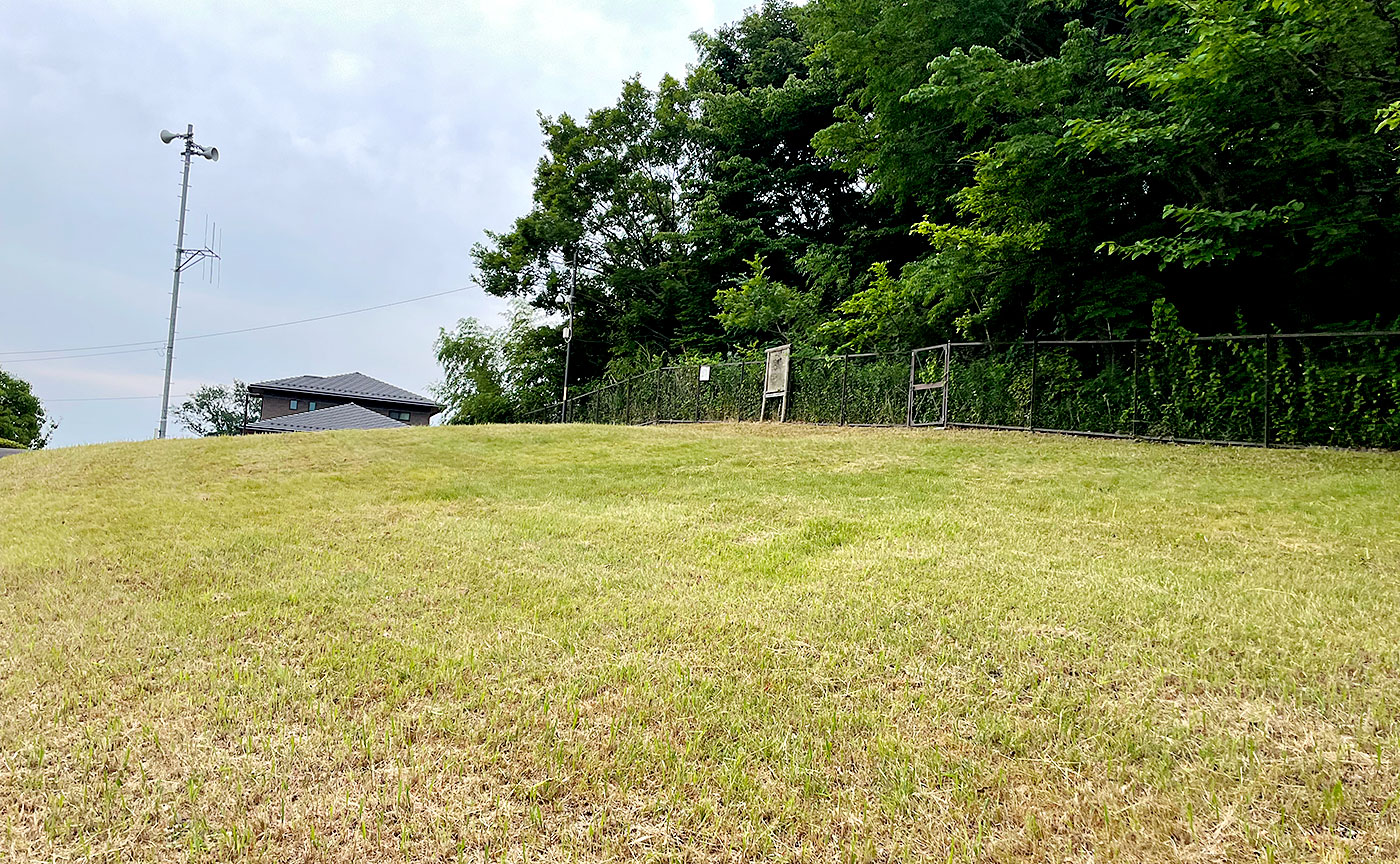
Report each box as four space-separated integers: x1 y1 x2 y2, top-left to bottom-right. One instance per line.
444 0 1400 421
2 425 1398 860
0 367 53 449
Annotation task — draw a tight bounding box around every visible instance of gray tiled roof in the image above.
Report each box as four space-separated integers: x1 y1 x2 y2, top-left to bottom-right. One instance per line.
247 372 441 409
244 402 409 433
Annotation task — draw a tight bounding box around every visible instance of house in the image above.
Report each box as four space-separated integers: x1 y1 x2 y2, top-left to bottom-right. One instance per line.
244 372 442 434
243 402 412 434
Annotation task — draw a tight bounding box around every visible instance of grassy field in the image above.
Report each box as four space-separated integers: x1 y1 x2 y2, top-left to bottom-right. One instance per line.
1 424 1398 862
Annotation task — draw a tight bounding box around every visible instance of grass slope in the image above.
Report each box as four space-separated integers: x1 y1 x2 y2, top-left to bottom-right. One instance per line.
1 424 1398 862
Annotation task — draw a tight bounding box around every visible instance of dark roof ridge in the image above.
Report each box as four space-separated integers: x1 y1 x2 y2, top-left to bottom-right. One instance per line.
247 372 442 409
243 401 410 433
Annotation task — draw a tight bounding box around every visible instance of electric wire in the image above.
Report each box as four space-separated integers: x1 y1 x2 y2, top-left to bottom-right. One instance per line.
44 394 186 403
0 286 471 359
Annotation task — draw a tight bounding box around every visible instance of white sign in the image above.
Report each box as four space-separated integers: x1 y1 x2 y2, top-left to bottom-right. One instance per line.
699 365 711 382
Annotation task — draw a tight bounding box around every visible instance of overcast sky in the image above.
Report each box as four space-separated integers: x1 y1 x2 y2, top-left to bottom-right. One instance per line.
0 0 757 447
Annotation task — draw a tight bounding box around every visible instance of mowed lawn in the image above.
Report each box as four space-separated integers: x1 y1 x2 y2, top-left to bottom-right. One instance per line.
1 425 1398 863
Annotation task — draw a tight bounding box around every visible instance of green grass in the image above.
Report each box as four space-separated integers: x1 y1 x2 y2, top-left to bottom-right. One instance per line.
1 424 1398 862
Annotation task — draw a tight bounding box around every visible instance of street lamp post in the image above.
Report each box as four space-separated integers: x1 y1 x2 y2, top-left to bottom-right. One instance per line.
156 125 219 439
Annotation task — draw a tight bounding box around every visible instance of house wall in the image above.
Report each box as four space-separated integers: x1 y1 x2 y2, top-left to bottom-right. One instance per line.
375 406 434 426
258 395 343 420
256 394 435 425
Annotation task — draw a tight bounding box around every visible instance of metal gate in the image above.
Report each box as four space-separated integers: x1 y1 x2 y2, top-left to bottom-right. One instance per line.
907 344 950 427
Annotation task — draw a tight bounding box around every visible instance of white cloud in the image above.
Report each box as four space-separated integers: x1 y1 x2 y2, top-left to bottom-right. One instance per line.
324 50 371 87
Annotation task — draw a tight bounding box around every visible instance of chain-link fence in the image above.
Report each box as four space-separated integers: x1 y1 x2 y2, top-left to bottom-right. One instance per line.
942 332 1400 448
785 353 909 425
519 331 1399 450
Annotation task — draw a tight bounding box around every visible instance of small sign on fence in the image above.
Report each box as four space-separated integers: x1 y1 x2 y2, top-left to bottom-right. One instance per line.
699 365 711 382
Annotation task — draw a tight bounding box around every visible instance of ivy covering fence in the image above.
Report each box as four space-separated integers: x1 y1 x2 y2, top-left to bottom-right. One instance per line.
521 331 1400 450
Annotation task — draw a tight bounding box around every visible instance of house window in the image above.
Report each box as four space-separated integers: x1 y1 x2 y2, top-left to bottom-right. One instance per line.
308 401 319 410
289 399 299 410
389 410 410 422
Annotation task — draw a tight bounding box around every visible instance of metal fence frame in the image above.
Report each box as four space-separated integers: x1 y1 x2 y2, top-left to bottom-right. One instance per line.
515 330 1400 450
935 331 1400 449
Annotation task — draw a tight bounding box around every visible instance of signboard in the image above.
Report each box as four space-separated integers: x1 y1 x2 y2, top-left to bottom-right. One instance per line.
761 344 792 422
764 344 790 396
698 365 711 382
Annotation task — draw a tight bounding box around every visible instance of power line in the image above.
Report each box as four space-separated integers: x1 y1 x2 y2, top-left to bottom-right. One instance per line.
176 286 471 345
0 337 164 356
44 394 184 403
3 347 165 365
0 286 472 359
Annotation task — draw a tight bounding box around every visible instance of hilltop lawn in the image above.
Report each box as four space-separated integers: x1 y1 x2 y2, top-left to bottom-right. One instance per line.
1 424 1398 862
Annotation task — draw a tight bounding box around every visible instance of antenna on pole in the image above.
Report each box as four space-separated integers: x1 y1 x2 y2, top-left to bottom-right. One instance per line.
156 124 221 439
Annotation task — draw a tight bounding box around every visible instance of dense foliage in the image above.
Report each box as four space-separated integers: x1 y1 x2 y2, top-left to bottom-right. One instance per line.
174 382 259 437
456 0 1400 419
0 369 52 449
434 304 563 423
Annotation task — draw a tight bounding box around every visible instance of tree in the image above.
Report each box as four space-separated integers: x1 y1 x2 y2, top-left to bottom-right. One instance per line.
0 369 54 449
1078 0 1400 329
174 382 258 436
471 74 702 385
686 2 903 318
461 0 1400 389
434 318 513 424
715 255 819 343
435 303 563 423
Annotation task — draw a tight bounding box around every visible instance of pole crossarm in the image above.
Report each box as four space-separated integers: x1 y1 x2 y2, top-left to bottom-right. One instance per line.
176 247 220 273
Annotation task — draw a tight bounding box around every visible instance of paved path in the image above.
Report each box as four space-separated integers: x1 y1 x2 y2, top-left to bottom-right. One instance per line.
0 448 25 459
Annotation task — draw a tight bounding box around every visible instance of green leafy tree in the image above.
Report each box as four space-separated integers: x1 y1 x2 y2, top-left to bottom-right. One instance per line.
174 382 258 436
472 74 700 385
686 2 901 315
434 319 514 424
1069 0 1400 327
0 369 54 449
435 304 564 423
715 255 819 343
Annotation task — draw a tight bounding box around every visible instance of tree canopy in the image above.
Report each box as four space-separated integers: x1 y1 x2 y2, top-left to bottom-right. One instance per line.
0 369 53 449
174 382 259 437
465 0 1400 407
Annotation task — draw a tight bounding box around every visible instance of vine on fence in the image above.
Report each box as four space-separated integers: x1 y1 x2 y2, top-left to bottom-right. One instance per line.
531 320 1399 449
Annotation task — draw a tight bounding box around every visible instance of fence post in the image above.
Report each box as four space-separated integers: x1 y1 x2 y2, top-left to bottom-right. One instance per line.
1263 334 1272 448
905 351 915 426
1028 340 1038 430
941 345 950 426
654 369 662 424
841 354 850 426
1131 341 1139 438
695 368 703 424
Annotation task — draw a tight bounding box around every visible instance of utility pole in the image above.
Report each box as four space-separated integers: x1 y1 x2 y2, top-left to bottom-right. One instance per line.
560 251 576 422
156 125 219 439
